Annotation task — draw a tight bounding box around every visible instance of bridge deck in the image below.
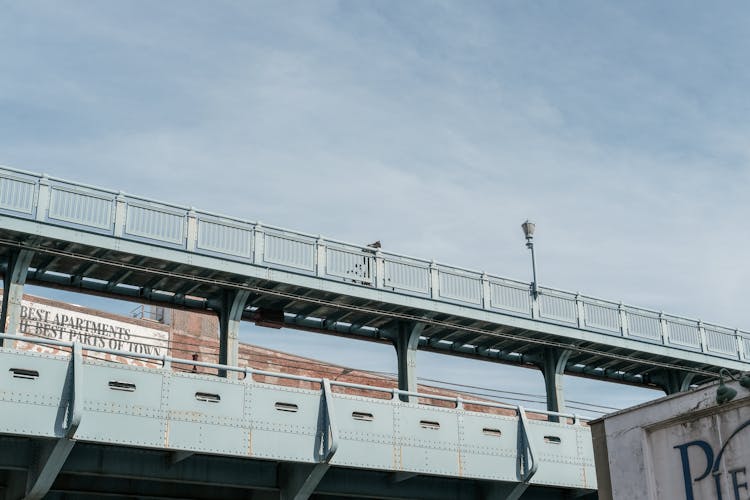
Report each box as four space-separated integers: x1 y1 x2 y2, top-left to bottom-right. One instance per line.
0 336 595 499
0 166 746 390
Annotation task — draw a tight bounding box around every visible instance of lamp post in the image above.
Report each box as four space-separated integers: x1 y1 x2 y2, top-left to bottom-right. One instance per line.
521 220 538 299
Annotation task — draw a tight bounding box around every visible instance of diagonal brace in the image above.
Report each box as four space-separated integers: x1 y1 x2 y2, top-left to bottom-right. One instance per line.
24 343 83 500
279 379 339 500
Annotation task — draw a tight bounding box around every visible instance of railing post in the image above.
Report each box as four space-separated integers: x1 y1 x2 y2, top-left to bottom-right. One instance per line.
619 302 628 337
35 174 50 222
481 272 491 309
429 261 439 299
575 293 584 328
659 312 668 346
530 289 540 319
315 236 326 277
186 208 198 252
698 321 707 353
737 329 745 361
374 249 385 288
252 223 264 264
113 192 127 237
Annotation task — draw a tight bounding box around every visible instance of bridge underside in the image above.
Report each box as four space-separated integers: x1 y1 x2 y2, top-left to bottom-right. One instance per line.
0 437 590 500
0 226 719 391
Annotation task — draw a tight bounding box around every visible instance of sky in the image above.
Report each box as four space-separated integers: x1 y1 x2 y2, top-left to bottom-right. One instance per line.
2 0 750 416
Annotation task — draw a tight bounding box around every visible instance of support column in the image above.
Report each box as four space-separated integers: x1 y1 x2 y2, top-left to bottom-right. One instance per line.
540 347 572 421
1 250 34 348
653 369 696 395
393 321 424 403
218 289 250 378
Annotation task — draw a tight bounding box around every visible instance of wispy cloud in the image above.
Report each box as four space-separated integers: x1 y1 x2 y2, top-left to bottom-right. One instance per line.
3 0 750 409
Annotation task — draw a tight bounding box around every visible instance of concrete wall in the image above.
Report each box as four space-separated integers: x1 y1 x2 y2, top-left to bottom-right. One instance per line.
591 379 750 500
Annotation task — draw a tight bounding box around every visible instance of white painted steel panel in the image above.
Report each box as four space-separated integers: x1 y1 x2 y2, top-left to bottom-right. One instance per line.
326 247 373 283
249 385 322 462
0 351 69 437
490 282 532 315
399 406 461 476
626 311 662 341
666 320 701 349
383 259 430 294
196 217 253 258
460 413 519 481
168 420 249 455
527 422 591 488
263 232 315 271
330 395 396 470
82 363 164 409
539 292 577 324
704 325 737 356
48 186 113 230
125 203 185 245
439 271 482 305
583 301 620 333
0 174 35 215
77 412 164 448
167 374 245 420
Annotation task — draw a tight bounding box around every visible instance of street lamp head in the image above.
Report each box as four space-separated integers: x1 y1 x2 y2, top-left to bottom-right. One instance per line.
521 220 536 241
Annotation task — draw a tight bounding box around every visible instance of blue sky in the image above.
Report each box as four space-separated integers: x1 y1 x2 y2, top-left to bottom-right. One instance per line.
3 1 750 415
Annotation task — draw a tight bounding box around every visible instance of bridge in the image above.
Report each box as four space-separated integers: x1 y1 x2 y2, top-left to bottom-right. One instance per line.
0 165 747 499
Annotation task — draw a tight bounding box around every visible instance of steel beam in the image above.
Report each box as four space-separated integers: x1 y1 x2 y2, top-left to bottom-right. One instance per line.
1 249 34 347
393 321 425 402
539 347 572 421
218 289 250 378
23 343 83 500
279 463 329 500
652 369 697 395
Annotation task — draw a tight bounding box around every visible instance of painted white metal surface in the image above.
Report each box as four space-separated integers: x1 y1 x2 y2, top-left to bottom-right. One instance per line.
0 338 597 491
591 380 750 500
0 165 748 370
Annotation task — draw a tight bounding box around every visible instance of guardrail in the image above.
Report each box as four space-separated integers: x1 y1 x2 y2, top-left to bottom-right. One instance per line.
1 165 748 362
0 333 581 423
0 333 594 490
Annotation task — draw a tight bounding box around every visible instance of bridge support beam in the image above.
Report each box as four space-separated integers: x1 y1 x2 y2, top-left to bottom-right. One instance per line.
481 481 529 500
539 348 572 422
218 289 250 378
1 250 34 348
279 463 329 500
652 369 696 395
23 343 82 500
393 321 425 402
24 439 76 500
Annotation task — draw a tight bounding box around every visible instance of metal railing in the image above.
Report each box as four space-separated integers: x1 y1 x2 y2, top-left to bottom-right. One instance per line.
0 332 583 425
1 165 748 362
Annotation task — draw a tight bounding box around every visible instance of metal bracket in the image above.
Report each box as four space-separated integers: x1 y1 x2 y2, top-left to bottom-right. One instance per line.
540 347 572 421
502 405 539 500
218 289 250 378
24 343 83 499
279 378 338 500
320 378 339 463
393 321 425 402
